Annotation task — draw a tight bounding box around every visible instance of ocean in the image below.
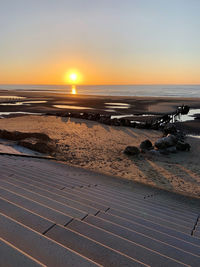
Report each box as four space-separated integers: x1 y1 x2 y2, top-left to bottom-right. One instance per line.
0 84 200 98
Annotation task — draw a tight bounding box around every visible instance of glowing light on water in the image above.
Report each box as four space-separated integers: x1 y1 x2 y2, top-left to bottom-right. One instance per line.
105 102 130 109
71 85 77 95
106 106 129 109
105 103 130 106
53 105 93 110
0 111 42 117
0 100 47 106
174 109 200 122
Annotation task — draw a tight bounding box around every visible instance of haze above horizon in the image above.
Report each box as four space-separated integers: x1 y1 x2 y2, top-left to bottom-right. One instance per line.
0 0 200 85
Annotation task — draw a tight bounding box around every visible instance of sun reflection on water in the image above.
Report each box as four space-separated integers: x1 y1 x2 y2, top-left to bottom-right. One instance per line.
71 85 77 95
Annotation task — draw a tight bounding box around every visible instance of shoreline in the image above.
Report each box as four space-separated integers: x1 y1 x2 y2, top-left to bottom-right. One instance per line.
1 83 200 99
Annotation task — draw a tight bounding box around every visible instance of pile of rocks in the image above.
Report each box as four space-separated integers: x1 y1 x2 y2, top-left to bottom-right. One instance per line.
154 134 190 154
124 124 191 156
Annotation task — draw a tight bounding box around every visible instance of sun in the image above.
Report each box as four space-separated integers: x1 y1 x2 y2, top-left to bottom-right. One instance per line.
69 73 78 83
64 69 83 85
64 70 82 84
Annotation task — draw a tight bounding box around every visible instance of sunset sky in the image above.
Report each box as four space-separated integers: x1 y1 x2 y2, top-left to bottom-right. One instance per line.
0 0 200 85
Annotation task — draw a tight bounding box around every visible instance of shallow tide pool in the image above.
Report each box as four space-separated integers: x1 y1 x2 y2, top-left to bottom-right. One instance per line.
53 105 93 110
175 109 200 122
0 112 42 118
0 100 47 106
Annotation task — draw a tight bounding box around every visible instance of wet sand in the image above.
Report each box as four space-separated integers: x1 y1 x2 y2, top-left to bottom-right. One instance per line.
1 89 200 117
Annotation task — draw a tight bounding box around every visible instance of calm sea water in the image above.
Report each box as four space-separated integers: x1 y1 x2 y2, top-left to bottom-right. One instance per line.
0 84 200 98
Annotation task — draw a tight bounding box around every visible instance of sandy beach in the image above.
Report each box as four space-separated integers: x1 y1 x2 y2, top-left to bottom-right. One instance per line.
0 109 200 198
0 90 200 198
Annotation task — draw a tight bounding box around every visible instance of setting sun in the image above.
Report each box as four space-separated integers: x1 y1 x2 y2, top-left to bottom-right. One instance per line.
69 73 77 82
65 70 82 84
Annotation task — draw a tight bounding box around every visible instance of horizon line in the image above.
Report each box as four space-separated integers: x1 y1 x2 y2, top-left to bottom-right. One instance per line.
0 83 200 86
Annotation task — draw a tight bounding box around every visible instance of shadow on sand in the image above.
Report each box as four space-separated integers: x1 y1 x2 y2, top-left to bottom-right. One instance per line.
127 155 173 190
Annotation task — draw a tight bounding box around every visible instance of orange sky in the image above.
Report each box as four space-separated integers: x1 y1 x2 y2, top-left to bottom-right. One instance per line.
0 1 200 85
1 59 199 85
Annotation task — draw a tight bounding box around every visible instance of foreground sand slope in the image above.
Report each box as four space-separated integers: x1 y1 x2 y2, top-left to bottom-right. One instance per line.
0 115 199 198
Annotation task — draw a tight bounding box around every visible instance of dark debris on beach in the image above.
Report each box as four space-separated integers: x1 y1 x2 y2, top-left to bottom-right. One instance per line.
46 104 191 132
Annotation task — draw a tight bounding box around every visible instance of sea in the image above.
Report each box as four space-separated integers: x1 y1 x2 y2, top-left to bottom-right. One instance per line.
0 84 200 98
